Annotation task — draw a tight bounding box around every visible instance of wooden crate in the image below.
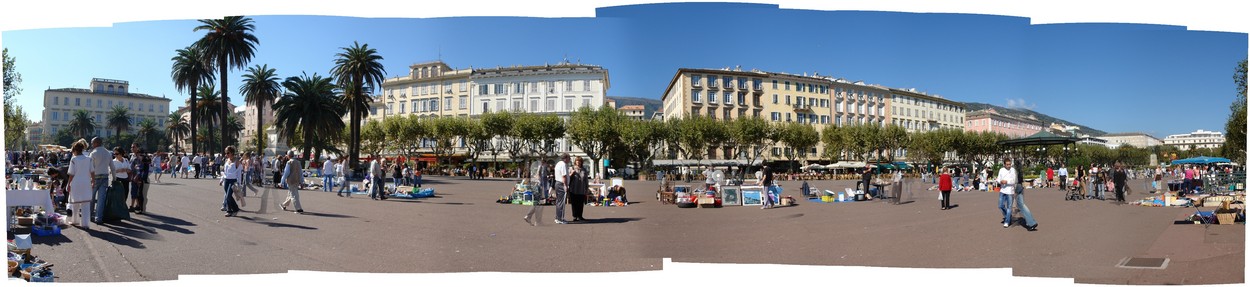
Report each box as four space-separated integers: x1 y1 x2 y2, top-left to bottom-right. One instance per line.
1216 213 1236 225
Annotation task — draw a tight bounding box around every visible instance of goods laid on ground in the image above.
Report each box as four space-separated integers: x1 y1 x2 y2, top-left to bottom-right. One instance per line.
8 207 58 282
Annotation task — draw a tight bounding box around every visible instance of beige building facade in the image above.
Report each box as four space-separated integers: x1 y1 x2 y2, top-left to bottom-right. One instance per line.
1097 132 1163 149
888 88 966 132
1163 129 1225 150
619 105 646 120
41 78 172 140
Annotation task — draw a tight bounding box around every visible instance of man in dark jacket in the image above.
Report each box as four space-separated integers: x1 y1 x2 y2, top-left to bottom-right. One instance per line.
1113 162 1128 203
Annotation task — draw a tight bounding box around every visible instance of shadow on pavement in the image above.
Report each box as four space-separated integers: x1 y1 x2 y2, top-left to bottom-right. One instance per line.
297 212 356 219
139 212 197 226
128 217 195 235
84 227 145 248
32 233 73 246
580 217 642 224
237 217 318 230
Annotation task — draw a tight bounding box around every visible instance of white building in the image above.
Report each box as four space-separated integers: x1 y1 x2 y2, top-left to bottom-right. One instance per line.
1163 129 1225 151
1097 132 1163 149
373 60 610 163
42 78 172 139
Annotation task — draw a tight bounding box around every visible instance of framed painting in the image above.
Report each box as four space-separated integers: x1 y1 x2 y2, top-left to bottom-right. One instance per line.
721 186 742 206
741 186 764 206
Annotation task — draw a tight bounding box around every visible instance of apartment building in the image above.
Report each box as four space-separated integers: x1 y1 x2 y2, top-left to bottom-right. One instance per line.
1163 129 1225 150
42 78 172 139
964 108 1042 139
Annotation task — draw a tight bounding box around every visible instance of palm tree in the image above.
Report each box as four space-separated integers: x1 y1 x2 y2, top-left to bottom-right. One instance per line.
171 45 216 155
194 16 259 154
196 84 223 153
136 119 159 151
273 72 346 160
165 113 190 152
239 64 280 150
68 110 96 139
330 41 385 170
106 106 132 138
223 115 244 147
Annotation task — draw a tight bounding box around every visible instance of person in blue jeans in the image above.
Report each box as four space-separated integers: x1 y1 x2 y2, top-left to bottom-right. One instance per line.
322 157 336 192
995 159 1017 228
88 137 112 224
1013 160 1039 231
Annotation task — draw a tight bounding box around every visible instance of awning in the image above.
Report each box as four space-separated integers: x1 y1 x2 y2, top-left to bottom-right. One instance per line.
997 130 1080 147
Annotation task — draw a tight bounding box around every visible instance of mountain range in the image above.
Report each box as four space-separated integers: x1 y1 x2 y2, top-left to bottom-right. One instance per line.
605 97 1106 137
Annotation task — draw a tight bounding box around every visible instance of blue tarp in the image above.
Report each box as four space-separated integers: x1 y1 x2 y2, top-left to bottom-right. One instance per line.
1171 156 1231 164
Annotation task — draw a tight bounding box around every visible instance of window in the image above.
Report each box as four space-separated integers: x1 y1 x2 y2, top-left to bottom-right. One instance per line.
482 102 490 113
709 91 717 103
495 84 505 95
737 92 746 104
772 94 778 104
547 81 556 93
785 113 791 122
75 98 80 106
771 112 780 121
708 76 719 87
785 95 791 105
96 99 101 107
692 90 702 103
444 97 452 111
511 100 520 110
691 75 702 87
431 99 440 111
723 77 731 88
497 100 507 111
753 79 762 89
460 81 468 92
52 112 58 120
460 96 468 109
565 81 572 91
565 98 573 111
584 80 591 91
478 84 488 95
738 77 747 89
411 100 419 112
530 82 539 93
445 83 453 93
582 98 591 108
546 98 555 111
400 101 407 113
772 80 778 89
531 99 539 111
784 81 790 90
129 102 133 109
723 92 732 104
821 115 829 124
386 103 393 115
723 109 731 120
797 96 805 106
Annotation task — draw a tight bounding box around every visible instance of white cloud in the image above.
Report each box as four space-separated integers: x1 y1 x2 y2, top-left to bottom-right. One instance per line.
1006 98 1037 110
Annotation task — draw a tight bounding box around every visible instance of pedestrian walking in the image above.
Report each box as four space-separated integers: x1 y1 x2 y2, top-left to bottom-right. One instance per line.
996 159 1017 228
107 147 133 221
368 156 386 200
1058 164 1068 191
553 153 570 224
335 159 350 197
761 166 776 209
524 160 549 226
130 151 151 214
66 140 94 228
1113 163 1128 203
219 147 243 216
280 150 305 213
1013 160 1039 231
322 157 336 192
939 168 952 210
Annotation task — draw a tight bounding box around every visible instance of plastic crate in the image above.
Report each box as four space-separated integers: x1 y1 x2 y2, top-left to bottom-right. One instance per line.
31 226 60 237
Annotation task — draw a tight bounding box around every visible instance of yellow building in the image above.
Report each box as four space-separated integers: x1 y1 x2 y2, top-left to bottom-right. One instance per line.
42 78 172 140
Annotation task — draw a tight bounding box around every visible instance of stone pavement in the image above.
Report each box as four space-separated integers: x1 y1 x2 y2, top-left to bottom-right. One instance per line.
15 175 1244 284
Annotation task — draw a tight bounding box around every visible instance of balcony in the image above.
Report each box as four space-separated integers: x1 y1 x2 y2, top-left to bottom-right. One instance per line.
722 83 735 90
792 103 813 112
752 85 764 94
706 83 720 90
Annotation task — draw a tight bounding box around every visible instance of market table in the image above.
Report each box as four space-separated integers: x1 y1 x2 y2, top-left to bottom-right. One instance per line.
6 189 54 212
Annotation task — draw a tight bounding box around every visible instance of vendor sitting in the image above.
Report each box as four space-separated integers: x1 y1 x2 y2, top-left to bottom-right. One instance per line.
606 184 628 203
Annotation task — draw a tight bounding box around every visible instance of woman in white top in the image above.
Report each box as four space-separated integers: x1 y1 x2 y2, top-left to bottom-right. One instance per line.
219 146 242 217
66 140 94 228
111 147 133 198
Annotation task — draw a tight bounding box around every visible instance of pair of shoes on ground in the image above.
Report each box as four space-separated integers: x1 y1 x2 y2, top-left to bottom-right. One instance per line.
554 219 568 224
572 217 587 222
223 211 237 217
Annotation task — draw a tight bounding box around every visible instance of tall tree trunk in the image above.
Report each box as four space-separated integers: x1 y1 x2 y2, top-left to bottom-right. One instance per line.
190 86 198 155
349 105 360 170
256 99 264 155
219 57 229 155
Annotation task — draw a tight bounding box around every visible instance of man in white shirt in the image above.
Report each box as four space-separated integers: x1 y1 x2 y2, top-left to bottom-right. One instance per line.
322 157 336 192
280 150 305 213
996 159 1017 228
335 159 350 197
181 154 191 178
552 153 570 224
1057 164 1069 191
368 156 384 200
88 137 112 224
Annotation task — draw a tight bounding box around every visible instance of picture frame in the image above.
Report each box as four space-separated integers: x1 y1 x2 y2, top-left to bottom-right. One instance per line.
741 186 764 206
721 186 742 206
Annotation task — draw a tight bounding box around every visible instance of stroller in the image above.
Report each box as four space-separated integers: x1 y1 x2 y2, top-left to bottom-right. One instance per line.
1064 177 1083 201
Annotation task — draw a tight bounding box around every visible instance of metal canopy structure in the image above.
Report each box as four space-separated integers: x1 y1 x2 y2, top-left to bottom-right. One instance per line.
996 130 1080 147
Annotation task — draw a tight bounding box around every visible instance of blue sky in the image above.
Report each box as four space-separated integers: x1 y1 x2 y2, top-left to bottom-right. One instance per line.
3 2 1245 139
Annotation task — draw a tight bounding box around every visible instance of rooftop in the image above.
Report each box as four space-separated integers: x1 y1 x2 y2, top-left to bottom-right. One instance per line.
46 87 170 101
618 105 645 111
